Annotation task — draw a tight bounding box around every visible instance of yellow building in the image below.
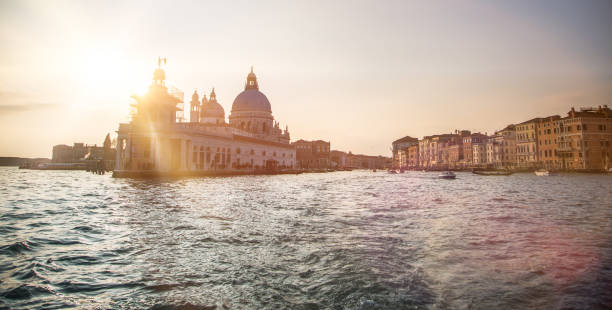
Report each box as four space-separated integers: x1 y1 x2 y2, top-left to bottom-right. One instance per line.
557 106 612 170
516 118 540 169
536 116 560 170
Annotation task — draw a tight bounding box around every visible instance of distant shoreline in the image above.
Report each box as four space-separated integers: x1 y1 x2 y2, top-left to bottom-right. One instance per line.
0 157 49 166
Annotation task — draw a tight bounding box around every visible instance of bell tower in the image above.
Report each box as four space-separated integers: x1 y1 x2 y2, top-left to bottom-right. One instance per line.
190 90 200 122
131 57 182 126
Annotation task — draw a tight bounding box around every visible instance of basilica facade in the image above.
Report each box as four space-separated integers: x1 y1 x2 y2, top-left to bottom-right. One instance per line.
113 62 295 177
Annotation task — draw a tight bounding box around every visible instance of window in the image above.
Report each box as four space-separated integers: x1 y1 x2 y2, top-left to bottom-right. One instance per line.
236 148 241 154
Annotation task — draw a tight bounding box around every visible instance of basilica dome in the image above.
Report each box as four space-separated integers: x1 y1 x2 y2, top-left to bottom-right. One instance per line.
231 68 272 113
232 89 271 113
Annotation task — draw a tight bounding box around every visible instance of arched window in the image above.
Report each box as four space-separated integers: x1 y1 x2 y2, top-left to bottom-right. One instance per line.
236 148 241 154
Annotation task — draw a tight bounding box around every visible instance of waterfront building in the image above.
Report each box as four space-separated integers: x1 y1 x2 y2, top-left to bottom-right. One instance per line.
346 152 390 169
330 150 347 168
557 106 611 170
292 139 331 169
516 118 540 169
394 106 610 171
472 140 488 167
52 144 74 162
406 144 419 168
114 62 295 176
536 116 561 170
52 135 114 163
461 133 487 168
391 136 418 169
418 137 432 168
418 134 454 169
494 125 517 169
485 135 502 168
447 130 470 169
447 143 462 168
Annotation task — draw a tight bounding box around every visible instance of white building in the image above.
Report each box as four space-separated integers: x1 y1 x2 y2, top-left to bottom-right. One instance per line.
114 62 296 177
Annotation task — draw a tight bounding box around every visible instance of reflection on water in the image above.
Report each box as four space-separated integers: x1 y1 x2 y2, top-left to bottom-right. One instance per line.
1 167 611 309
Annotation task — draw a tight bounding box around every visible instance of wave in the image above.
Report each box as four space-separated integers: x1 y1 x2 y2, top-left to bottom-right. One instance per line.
0 284 54 300
30 237 81 246
0 240 35 255
54 255 101 266
56 280 141 293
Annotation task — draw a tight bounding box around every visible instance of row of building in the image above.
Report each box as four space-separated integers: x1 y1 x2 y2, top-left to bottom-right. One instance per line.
291 139 391 170
392 106 612 171
52 134 116 163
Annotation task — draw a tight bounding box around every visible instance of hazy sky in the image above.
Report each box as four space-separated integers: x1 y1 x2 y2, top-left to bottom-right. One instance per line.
1 0 611 157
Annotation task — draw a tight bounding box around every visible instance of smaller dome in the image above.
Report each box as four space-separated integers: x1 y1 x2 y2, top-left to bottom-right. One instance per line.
201 101 225 118
201 88 224 118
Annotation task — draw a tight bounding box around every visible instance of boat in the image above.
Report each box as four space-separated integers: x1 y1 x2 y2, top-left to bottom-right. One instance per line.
472 169 513 176
535 169 557 176
438 171 456 179
388 169 397 174
535 169 550 176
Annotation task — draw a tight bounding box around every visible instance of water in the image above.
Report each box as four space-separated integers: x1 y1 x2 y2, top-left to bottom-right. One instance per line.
1 167 611 309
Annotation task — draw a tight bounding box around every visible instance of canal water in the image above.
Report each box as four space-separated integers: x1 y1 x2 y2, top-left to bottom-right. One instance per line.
1 167 611 309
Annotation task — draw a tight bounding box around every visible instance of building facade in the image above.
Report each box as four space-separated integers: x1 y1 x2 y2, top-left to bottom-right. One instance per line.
292 139 331 169
494 125 517 169
516 118 540 169
557 106 612 170
392 136 418 169
114 63 295 176
536 116 560 170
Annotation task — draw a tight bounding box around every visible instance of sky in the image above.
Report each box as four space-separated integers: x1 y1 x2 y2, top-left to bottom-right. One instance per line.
1 0 611 158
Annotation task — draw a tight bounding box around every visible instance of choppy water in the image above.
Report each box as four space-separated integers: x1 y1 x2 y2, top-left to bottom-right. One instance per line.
1 167 611 309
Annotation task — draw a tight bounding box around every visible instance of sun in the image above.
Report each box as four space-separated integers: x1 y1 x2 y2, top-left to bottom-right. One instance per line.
71 48 148 107
76 50 130 91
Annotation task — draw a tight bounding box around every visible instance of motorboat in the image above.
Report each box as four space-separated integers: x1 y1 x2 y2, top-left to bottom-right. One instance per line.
535 169 552 176
438 171 456 179
388 169 397 174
